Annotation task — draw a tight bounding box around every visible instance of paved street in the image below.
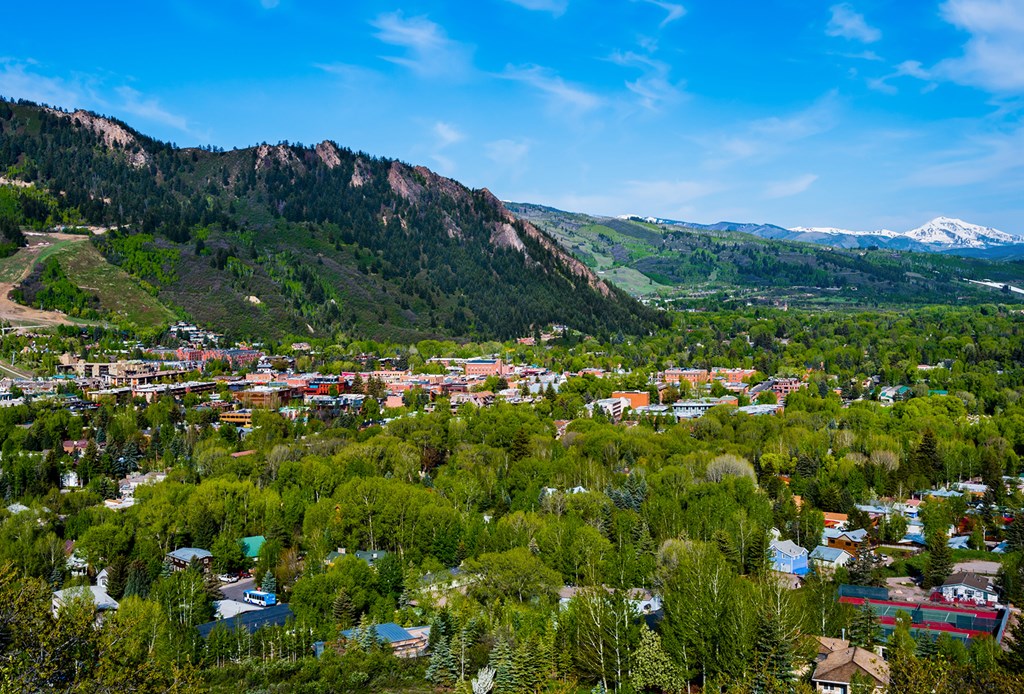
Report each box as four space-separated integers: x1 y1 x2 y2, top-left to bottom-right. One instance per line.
220 577 255 602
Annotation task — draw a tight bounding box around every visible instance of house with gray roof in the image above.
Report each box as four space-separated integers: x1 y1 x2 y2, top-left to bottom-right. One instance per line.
166 547 213 572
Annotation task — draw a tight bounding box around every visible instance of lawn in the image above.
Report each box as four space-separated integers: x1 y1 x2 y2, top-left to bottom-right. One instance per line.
49 241 177 329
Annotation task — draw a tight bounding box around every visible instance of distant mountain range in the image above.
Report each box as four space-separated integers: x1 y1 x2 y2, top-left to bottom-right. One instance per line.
621 215 1024 256
507 200 1024 308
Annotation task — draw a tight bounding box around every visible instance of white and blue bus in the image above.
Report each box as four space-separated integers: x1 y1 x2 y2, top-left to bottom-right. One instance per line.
243 590 277 606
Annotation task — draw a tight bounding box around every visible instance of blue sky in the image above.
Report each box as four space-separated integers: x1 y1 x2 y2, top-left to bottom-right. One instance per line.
2 1 1023 232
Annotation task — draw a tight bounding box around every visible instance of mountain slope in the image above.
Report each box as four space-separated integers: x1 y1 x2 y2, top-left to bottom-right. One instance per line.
510 202 1024 307
0 98 664 340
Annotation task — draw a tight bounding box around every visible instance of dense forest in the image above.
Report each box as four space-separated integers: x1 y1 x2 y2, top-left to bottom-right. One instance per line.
3 306 1024 691
0 97 664 341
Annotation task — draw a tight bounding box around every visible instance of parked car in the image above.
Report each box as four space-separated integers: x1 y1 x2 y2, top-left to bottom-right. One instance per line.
239 569 252 579
218 573 239 583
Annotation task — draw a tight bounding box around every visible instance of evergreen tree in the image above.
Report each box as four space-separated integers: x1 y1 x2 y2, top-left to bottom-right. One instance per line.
204 571 224 601
355 614 379 651
912 429 941 481
916 634 938 659
924 531 953 589
260 569 277 594
847 549 884 586
490 637 516 694
713 529 740 569
124 560 150 598
1006 516 1024 553
512 637 537 693
750 604 794 692
848 599 881 649
332 589 355 628
47 564 64 590
425 635 457 686
104 556 127 600
743 526 771 576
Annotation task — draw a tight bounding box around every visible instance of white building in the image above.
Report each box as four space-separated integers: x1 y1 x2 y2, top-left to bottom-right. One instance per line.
939 572 998 605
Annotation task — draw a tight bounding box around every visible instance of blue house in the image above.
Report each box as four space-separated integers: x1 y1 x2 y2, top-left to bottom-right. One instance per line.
770 539 809 575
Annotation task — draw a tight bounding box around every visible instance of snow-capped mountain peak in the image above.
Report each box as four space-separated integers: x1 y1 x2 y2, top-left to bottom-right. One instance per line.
904 217 1020 248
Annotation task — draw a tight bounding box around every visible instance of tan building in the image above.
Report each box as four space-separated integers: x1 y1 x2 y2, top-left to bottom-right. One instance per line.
220 410 254 427
464 359 503 377
664 368 710 385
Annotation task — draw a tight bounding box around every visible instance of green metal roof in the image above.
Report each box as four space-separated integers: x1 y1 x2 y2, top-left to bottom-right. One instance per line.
241 535 266 559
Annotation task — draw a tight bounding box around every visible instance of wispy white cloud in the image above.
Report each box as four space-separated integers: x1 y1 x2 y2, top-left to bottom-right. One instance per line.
433 121 464 148
867 60 937 94
698 93 839 169
763 173 818 199
501 0 568 16
260 0 279 8
427 121 465 175
486 139 531 179
370 11 473 78
933 0 1024 93
905 124 1024 187
0 59 195 136
486 139 529 166
624 178 721 204
115 86 188 131
502 65 603 112
608 50 683 110
0 58 84 107
826 3 881 43
636 0 686 29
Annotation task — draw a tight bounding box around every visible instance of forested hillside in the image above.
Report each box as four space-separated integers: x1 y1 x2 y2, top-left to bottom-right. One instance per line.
0 98 664 340
509 203 1024 307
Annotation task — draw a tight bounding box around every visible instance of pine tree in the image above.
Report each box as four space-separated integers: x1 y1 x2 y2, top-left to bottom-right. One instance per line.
1006 516 1024 553
426 635 457 686
261 569 277 594
105 556 127 599
744 526 770 576
356 614 379 651
916 634 938 660
124 560 150 598
847 549 883 586
849 599 881 649
47 564 64 590
511 638 535 692
332 589 354 628
924 531 953 589
713 529 740 569
490 637 516 694
750 603 794 692
204 571 224 601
